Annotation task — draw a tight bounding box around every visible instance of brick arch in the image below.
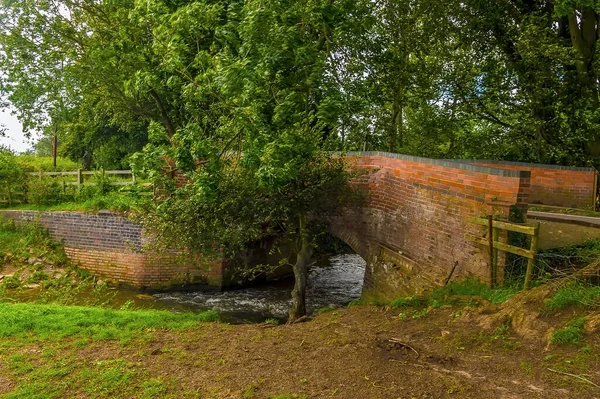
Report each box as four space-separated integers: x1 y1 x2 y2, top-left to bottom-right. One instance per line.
323 152 532 301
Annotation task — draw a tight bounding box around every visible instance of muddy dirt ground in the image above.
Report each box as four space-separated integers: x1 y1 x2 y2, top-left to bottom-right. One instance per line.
3 304 598 399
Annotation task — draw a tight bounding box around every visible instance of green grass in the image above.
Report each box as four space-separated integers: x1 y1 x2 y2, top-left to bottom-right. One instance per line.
6 193 150 213
390 296 427 308
385 278 519 310
428 278 519 305
545 281 600 310
0 302 219 398
550 317 586 345
0 302 218 341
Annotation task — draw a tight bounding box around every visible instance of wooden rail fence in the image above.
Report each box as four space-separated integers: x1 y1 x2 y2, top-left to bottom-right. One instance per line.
466 216 540 290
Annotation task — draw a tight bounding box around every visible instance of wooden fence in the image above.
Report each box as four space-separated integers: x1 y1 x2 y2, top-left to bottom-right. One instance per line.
466 216 540 290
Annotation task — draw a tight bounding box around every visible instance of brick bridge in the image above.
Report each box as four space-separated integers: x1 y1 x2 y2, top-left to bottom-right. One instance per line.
1 152 596 298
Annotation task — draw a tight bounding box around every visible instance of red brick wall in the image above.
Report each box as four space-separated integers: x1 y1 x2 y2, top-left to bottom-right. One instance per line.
468 160 597 209
0 210 223 291
328 152 531 299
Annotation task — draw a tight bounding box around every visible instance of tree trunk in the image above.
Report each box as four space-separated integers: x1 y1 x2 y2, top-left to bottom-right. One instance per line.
288 213 313 323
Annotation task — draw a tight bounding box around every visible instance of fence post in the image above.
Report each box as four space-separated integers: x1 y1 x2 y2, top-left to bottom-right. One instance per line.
523 222 540 290
488 215 494 289
38 170 43 180
492 226 499 286
77 169 83 186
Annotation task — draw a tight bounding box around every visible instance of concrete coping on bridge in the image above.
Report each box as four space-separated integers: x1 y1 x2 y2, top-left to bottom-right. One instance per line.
338 151 532 178
446 158 597 172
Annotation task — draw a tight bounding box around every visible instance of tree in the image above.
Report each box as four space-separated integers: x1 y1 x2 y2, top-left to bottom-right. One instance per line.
140 0 360 321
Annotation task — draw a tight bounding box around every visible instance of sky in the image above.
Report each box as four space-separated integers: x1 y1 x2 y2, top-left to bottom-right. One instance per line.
0 107 33 153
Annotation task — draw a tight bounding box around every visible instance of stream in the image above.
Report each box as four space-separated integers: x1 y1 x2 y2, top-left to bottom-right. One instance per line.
154 253 366 323
12 254 366 324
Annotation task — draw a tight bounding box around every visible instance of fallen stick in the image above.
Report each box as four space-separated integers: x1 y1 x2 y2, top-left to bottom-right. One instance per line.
444 261 459 286
547 368 600 389
389 338 420 359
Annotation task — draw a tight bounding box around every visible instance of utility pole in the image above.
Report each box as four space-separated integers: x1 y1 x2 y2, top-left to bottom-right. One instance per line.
52 124 57 169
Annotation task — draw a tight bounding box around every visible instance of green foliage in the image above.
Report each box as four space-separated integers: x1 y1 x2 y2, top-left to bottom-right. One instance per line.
546 281 600 310
0 219 71 291
26 176 73 206
550 318 586 345
2 0 600 168
0 147 26 206
16 155 81 172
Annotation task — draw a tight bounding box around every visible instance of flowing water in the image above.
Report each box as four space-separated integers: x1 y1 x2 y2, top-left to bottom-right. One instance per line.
154 254 366 323
13 254 366 324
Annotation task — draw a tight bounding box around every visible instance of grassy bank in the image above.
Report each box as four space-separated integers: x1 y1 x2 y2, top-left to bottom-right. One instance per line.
0 303 218 342
1 300 598 399
0 303 218 399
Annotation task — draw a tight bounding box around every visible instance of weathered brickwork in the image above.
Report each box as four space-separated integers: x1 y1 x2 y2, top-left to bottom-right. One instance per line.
0 210 223 291
5 152 584 299
466 160 597 209
328 152 531 300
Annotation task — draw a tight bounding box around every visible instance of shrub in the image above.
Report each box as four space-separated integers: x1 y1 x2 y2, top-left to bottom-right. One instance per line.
0 147 26 206
27 176 74 205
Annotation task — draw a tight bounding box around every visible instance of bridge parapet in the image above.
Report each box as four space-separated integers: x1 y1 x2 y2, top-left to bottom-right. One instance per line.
461 159 597 209
328 152 532 300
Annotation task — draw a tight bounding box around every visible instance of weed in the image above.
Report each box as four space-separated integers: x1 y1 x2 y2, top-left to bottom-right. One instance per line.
316 305 339 315
243 384 258 399
142 378 168 399
545 281 600 310
551 318 586 345
411 308 429 319
387 278 519 311
390 296 426 308
580 344 593 355
491 323 510 341
428 278 518 305
7 353 34 375
520 360 534 376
